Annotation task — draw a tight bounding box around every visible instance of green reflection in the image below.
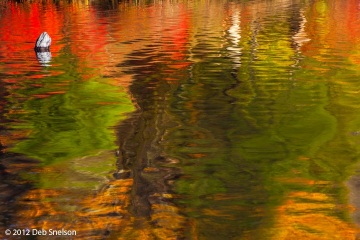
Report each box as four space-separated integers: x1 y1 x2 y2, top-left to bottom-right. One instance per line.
164 5 355 239
7 68 134 191
11 78 133 164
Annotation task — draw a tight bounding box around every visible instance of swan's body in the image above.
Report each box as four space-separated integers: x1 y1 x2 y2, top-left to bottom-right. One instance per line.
34 32 51 50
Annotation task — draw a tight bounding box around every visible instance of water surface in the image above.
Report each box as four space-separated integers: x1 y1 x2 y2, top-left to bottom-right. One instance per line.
1 0 360 239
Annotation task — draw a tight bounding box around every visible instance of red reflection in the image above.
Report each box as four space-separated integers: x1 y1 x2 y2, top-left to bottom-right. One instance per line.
301 0 360 63
165 5 190 63
0 2 63 59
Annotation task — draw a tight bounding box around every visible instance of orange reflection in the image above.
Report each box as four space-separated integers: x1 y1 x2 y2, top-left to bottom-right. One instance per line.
271 190 359 240
12 169 185 239
14 178 133 238
301 0 360 65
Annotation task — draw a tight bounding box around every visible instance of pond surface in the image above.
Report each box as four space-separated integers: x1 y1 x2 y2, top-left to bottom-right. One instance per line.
1 0 360 239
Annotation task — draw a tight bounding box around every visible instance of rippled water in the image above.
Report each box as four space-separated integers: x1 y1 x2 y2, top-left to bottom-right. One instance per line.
1 0 360 239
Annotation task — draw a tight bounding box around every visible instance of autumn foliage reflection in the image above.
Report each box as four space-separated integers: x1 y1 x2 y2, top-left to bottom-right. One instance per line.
1 0 360 239
0 0 190 239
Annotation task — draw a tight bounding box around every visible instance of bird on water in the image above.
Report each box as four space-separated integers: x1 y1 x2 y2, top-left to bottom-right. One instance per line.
34 32 51 51
34 32 52 66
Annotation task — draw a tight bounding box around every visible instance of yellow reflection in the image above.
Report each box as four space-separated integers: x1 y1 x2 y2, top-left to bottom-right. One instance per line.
271 190 359 240
14 178 133 238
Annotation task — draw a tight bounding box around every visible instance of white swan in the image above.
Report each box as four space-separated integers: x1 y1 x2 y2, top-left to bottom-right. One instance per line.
34 32 51 49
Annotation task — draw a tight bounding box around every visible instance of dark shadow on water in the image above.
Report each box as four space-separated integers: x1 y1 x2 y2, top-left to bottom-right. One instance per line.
115 99 182 219
114 44 186 237
0 151 38 233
